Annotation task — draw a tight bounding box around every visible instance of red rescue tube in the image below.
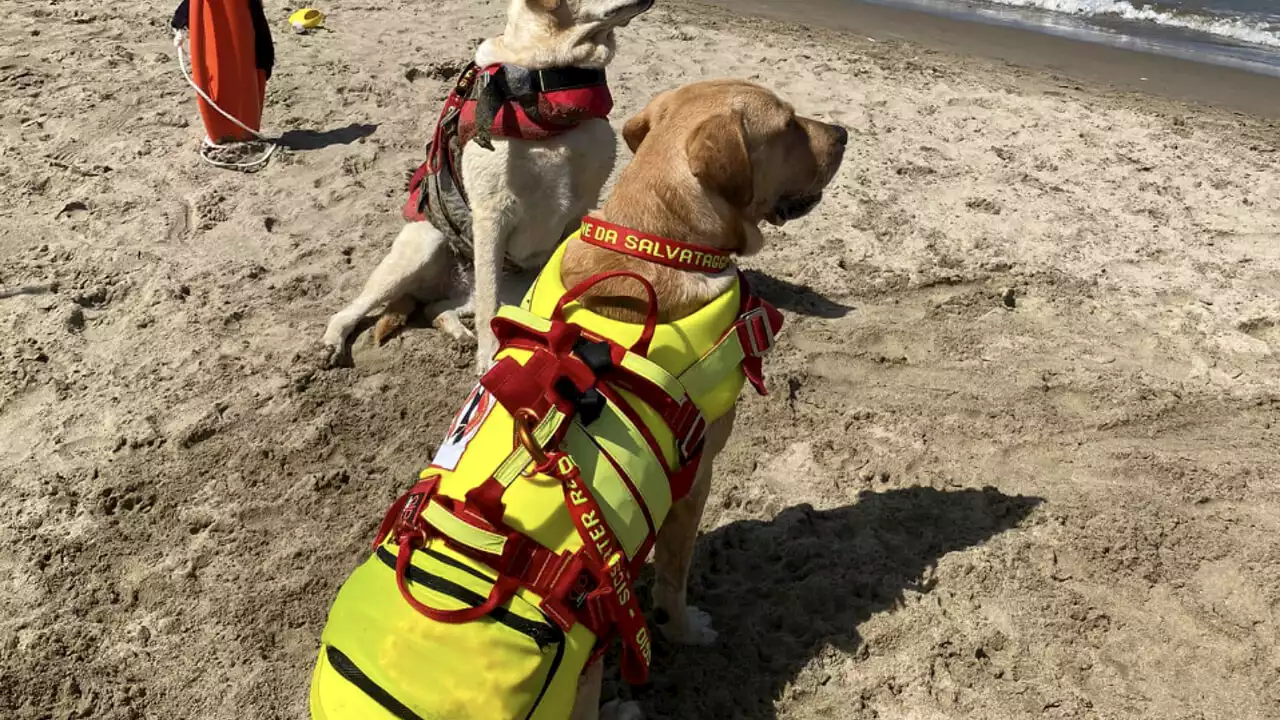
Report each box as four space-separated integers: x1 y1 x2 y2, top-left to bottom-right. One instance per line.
189 0 266 144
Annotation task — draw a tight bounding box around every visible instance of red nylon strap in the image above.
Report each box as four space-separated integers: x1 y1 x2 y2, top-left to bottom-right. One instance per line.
735 271 784 396
427 64 481 173
552 270 659 355
395 539 521 624
594 383 673 476
480 355 555 415
579 217 733 275
374 475 523 625
539 450 652 685
374 476 439 549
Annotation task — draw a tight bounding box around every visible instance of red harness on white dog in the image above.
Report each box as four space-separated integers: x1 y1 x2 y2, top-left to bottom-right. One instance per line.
403 63 614 264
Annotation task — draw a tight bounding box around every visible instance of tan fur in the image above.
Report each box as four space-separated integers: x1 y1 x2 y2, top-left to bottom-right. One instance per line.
562 79 847 323
371 295 415 345
563 79 847 719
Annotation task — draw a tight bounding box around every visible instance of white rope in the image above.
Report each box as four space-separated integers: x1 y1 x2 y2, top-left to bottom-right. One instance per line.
173 29 277 171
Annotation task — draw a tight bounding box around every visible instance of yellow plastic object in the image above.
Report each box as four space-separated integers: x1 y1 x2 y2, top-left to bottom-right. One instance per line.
289 8 325 32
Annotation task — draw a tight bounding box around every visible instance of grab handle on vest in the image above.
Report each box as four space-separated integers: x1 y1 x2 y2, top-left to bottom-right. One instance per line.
394 536 521 624
552 271 659 355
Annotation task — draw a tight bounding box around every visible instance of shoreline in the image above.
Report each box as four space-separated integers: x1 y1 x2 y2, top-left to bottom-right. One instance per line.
695 0 1280 120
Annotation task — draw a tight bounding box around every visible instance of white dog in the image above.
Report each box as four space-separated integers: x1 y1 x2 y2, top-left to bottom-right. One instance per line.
322 0 653 372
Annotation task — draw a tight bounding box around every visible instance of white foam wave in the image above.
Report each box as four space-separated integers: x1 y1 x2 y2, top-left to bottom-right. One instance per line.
979 0 1280 48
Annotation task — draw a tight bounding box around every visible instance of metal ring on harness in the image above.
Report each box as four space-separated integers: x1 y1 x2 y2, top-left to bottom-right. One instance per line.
513 408 550 476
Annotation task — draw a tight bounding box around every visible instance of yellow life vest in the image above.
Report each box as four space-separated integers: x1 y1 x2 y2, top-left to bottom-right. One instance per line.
309 230 783 720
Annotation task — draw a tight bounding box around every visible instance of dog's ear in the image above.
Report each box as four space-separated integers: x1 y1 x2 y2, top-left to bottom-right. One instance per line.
686 110 754 208
622 109 651 154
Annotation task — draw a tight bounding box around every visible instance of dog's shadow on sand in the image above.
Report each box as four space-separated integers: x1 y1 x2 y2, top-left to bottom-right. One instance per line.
742 269 853 319
616 486 1042 718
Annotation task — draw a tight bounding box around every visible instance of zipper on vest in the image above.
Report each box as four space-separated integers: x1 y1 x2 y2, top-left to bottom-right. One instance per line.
326 645 426 720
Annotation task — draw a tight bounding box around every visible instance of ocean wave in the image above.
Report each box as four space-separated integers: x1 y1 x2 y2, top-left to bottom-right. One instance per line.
977 0 1280 48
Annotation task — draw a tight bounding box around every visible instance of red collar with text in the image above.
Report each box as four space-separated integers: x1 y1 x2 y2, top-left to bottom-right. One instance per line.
578 217 733 274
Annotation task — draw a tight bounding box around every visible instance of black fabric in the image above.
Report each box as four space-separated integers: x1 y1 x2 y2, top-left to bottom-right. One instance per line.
247 0 275 79
469 75 502 151
170 0 189 30
531 67 608 93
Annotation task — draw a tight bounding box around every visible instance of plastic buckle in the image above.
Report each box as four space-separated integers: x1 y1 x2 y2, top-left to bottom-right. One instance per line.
572 338 613 375
674 398 706 461
739 306 775 358
540 553 596 632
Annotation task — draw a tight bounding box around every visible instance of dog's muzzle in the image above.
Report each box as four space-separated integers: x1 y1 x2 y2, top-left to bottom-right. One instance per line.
767 193 823 226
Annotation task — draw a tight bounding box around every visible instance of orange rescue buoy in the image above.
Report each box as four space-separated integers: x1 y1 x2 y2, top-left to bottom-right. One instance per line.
172 0 274 145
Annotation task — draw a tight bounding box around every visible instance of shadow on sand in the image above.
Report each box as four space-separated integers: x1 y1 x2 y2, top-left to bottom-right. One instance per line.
742 269 854 319
280 123 378 151
615 486 1043 718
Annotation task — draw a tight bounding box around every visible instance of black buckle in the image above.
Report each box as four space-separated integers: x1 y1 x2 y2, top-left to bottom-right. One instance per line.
573 339 613 374
532 66 608 93
554 377 606 426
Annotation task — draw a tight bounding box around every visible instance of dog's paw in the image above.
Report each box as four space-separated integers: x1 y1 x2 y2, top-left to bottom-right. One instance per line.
600 700 644 720
433 310 476 343
318 340 352 369
657 605 718 646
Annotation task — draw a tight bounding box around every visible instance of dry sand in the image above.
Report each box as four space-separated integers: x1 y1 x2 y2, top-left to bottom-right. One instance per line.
2 0 1280 718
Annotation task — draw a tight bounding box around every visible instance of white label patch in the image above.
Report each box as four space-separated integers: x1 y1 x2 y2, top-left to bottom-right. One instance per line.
430 384 496 471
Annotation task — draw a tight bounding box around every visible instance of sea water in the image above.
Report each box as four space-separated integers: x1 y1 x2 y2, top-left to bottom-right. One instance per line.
862 0 1280 76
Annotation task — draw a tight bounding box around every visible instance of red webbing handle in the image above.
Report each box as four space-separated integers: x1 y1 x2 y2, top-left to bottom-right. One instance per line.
394 539 519 624
553 270 659 355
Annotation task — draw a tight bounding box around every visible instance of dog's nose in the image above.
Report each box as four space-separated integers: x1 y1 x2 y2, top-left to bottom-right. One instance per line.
833 124 849 147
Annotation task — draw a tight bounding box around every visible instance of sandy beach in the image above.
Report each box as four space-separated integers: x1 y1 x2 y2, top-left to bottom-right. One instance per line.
2 0 1279 718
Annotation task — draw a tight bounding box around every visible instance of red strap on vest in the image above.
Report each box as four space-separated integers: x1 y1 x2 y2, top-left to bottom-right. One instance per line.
536 450 652 685
374 476 519 624
551 270 659 355
735 271 784 396
579 217 733 274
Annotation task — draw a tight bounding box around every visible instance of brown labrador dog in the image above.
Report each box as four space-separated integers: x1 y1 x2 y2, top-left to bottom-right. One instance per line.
564 78 847 720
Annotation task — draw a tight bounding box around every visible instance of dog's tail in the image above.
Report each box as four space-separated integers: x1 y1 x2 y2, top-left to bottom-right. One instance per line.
372 296 416 345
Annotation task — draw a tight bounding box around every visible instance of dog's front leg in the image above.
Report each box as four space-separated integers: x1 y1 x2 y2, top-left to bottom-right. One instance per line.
469 207 508 374
322 222 449 367
571 660 644 720
652 407 737 645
